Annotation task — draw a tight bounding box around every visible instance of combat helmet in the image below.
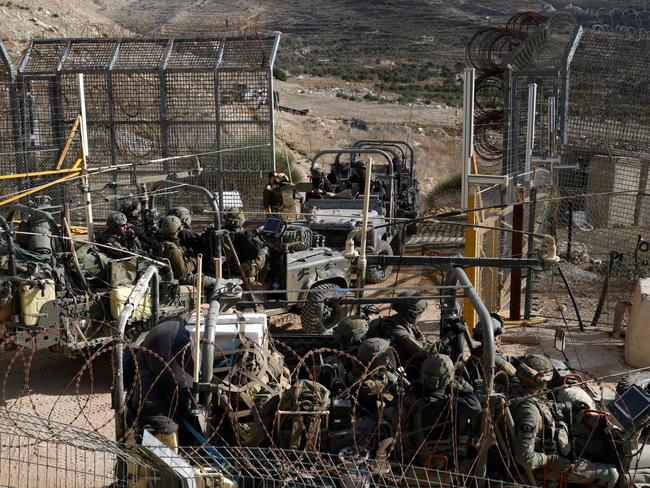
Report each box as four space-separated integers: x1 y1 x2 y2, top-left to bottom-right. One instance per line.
473 312 505 341
223 207 245 230
334 315 368 349
357 338 396 371
106 212 128 231
517 353 554 387
160 215 182 239
168 207 192 228
310 165 325 178
120 199 142 224
393 291 427 323
420 354 455 391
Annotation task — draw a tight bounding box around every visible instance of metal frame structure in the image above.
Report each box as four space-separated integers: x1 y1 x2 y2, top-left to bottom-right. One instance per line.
0 34 281 221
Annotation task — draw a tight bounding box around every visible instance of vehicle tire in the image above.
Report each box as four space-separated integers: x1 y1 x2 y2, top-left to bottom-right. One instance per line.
282 226 313 251
616 372 650 397
300 283 343 333
406 219 419 235
366 240 393 284
390 226 405 256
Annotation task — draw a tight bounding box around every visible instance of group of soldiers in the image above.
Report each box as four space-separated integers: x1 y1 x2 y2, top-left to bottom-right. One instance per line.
124 283 620 486
326 295 619 486
96 203 267 292
305 160 386 202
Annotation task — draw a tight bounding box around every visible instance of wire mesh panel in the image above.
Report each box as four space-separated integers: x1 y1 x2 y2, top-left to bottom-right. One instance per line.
1 34 279 223
0 408 158 488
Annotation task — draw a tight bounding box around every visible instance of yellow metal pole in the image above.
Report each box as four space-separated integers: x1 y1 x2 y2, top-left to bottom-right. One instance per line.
0 172 81 208
55 115 81 170
0 166 82 180
464 192 479 334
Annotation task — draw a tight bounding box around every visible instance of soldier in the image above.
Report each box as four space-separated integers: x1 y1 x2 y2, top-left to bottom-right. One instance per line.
511 354 619 488
401 354 482 468
167 207 210 260
367 292 452 369
464 313 517 393
97 211 143 257
155 215 216 294
333 315 369 354
121 199 156 252
306 165 334 201
222 207 268 281
318 315 370 395
348 160 385 199
353 338 401 417
263 171 287 215
123 316 195 450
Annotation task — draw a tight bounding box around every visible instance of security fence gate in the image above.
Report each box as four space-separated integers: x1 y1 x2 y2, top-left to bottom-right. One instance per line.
0 34 280 222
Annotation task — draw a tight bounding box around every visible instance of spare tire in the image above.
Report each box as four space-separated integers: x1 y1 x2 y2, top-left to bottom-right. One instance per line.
300 283 342 333
366 240 393 284
282 226 313 251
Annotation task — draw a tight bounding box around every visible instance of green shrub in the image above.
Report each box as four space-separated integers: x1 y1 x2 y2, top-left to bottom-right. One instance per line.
275 148 303 183
273 67 288 81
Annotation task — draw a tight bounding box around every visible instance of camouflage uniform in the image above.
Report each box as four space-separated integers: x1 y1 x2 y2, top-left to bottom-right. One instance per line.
223 207 267 280
511 355 618 488
464 313 518 393
401 354 481 468
156 216 216 294
263 177 285 215
367 294 448 367
97 212 142 257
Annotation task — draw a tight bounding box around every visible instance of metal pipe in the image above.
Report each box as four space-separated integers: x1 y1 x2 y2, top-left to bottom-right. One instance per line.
355 158 373 313
77 73 95 242
201 296 221 408
366 254 543 269
113 264 159 441
524 186 537 320
193 254 203 404
524 83 538 182
461 67 475 209
455 267 493 481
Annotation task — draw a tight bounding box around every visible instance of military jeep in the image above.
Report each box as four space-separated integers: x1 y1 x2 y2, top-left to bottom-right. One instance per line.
247 217 352 333
295 147 405 284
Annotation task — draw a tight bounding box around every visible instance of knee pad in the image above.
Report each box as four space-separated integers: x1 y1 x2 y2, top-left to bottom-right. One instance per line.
596 466 619 488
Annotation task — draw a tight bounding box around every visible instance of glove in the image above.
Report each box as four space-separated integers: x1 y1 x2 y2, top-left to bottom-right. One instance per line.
546 454 572 472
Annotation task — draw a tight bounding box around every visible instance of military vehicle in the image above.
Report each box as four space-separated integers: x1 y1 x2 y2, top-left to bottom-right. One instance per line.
296 148 404 284
236 216 352 333
351 140 420 235
0 174 222 353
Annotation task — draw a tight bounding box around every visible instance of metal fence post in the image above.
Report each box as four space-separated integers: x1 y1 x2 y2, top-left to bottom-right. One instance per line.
524 186 537 320
461 67 475 210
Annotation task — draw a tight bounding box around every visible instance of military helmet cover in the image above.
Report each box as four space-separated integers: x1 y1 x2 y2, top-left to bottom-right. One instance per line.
473 312 505 341
393 290 427 320
168 207 192 227
518 353 554 383
223 207 245 229
310 165 325 177
106 212 128 230
160 215 182 238
334 315 368 347
420 354 455 391
357 337 396 371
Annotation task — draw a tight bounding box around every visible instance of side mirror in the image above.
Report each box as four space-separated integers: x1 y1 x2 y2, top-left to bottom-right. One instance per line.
554 327 566 353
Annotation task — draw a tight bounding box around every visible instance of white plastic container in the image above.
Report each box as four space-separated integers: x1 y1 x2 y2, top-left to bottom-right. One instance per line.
625 278 650 367
20 279 55 326
186 312 268 355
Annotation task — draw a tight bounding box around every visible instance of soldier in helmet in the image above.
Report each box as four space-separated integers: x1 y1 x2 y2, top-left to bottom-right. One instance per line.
464 312 517 393
222 207 267 282
121 199 156 252
353 337 401 418
348 159 385 199
511 354 619 488
166 207 210 260
318 315 370 395
401 353 481 468
155 215 216 294
306 165 334 201
367 291 452 369
97 211 143 257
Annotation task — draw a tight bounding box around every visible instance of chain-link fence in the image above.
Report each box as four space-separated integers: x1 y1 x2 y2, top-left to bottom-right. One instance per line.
0 35 280 224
